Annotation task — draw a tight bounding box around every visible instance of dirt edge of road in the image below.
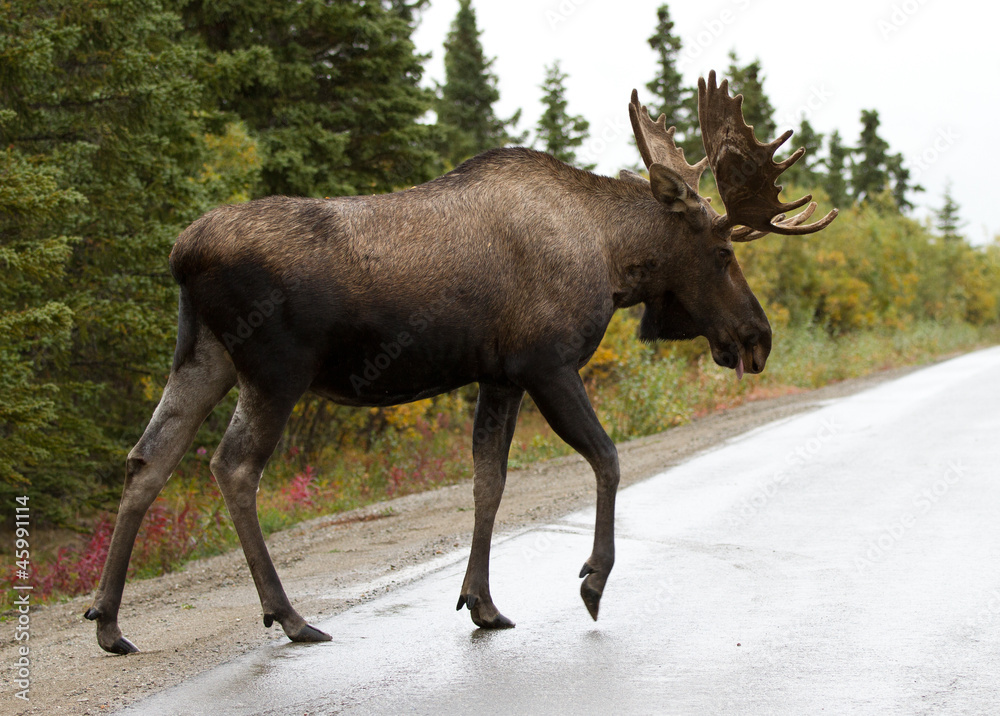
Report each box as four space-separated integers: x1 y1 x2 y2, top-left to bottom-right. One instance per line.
3 365 920 715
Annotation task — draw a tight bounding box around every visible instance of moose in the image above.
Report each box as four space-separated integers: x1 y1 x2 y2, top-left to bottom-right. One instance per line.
85 71 837 653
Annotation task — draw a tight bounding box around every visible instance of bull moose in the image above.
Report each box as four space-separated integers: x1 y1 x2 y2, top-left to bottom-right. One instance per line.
85 71 837 653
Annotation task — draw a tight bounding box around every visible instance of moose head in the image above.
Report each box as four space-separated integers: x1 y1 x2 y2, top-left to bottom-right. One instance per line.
630 71 838 378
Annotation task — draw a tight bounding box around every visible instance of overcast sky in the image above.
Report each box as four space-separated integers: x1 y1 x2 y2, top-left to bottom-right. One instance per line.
412 0 999 245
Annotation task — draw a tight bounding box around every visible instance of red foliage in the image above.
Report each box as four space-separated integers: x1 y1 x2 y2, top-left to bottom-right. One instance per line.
280 465 317 508
5 487 232 605
30 514 114 598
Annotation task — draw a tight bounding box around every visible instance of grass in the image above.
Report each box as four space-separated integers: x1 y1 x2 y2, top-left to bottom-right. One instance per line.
3 320 996 612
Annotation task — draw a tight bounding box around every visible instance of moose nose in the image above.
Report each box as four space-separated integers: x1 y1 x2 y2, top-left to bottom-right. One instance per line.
740 328 761 346
737 326 770 373
749 330 772 373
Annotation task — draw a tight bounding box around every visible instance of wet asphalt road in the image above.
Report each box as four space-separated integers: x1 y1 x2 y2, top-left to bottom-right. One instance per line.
120 347 1000 715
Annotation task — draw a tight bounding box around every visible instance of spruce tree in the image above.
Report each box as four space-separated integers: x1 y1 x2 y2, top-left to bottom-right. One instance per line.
823 130 851 209
646 4 696 151
935 182 965 242
676 91 704 164
386 0 429 23
435 0 523 167
0 0 232 519
783 118 824 189
0 146 82 514
851 109 918 210
852 109 891 203
887 153 922 211
535 62 593 169
182 0 441 197
726 52 776 142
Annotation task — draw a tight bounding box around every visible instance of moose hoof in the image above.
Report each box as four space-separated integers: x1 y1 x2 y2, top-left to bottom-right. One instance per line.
287 623 332 643
86 608 141 655
458 593 515 629
105 636 141 655
472 610 516 630
580 580 602 621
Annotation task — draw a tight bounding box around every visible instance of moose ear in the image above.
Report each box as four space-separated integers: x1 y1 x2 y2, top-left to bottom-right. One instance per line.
649 163 700 213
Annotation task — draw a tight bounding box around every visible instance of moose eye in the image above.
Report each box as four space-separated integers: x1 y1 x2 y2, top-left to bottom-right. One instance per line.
717 247 733 265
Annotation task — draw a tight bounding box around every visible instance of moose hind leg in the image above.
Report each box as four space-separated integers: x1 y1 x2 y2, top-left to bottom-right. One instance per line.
210 382 330 643
86 327 236 654
524 368 619 621
457 383 523 629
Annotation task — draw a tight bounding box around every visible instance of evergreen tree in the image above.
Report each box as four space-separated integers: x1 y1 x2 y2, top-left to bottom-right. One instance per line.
887 153 922 211
676 91 704 164
0 0 237 519
823 130 851 209
435 0 523 167
386 0 429 23
535 62 593 169
182 0 441 197
726 52 776 142
928 181 969 317
935 182 965 242
646 4 696 151
0 146 82 513
852 109 891 203
783 118 824 189
851 109 919 210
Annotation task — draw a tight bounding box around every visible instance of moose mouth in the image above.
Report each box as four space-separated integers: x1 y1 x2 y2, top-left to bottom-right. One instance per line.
709 341 766 380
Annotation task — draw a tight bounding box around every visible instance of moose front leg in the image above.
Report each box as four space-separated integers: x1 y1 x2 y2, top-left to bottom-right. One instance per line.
457 383 523 628
524 368 619 620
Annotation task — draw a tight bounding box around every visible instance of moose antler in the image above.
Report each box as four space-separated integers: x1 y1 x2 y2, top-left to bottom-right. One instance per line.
698 70 837 237
629 89 709 193
730 201 824 242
